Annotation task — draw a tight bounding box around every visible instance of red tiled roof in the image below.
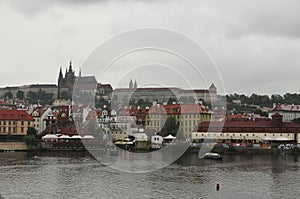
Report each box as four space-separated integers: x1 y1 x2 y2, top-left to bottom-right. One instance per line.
271 104 300 112
97 83 113 90
0 110 34 121
197 118 300 133
114 87 179 91
272 113 283 117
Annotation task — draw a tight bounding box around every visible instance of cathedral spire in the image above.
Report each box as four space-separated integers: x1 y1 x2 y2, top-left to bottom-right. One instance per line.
59 67 63 78
129 79 133 88
134 79 137 88
58 67 64 85
69 60 72 71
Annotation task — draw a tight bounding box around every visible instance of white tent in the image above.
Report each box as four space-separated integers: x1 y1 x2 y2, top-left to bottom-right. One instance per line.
42 134 58 139
58 135 71 139
82 135 95 139
164 134 176 139
71 135 82 139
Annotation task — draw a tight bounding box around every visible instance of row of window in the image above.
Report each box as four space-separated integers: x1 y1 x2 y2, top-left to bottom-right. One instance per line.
0 127 25 133
0 121 31 126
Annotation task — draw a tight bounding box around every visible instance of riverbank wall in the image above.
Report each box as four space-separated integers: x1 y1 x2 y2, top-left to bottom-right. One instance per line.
0 142 27 151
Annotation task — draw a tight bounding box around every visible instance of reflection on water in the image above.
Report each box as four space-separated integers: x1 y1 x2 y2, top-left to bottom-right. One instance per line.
0 151 300 198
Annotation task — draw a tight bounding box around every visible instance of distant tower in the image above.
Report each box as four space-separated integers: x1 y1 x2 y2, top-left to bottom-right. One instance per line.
69 61 72 72
57 67 64 99
129 79 133 88
57 61 76 100
209 83 217 93
134 79 137 88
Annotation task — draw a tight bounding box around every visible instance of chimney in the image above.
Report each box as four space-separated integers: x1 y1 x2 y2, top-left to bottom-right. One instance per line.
272 113 283 127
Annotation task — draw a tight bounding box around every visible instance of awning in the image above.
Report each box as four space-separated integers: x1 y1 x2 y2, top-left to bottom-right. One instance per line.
262 137 273 141
71 135 82 139
231 136 244 140
218 136 231 140
164 134 176 139
245 136 258 140
42 134 58 139
82 135 95 139
58 135 71 139
274 136 292 141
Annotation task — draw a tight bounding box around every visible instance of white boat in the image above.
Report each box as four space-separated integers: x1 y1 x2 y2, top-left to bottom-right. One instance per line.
204 152 222 160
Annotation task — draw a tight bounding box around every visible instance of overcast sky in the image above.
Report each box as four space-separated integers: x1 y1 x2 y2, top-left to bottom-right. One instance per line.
1 0 300 95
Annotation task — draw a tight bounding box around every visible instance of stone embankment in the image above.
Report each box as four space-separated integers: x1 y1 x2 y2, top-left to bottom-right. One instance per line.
0 142 27 151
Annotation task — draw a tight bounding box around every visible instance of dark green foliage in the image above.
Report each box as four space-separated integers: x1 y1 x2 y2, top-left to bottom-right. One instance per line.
158 116 179 137
24 135 36 147
4 91 13 99
26 89 54 105
16 90 25 100
27 127 37 137
95 98 110 108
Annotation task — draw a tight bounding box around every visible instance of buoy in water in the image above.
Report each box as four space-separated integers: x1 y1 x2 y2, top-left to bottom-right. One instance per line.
216 183 220 191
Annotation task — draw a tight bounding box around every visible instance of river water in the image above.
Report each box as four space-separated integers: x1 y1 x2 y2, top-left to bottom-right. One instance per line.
0 151 300 199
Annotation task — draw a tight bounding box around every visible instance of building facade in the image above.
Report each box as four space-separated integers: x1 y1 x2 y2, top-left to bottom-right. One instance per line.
145 103 214 139
193 113 300 143
269 103 300 122
113 81 217 105
0 110 34 137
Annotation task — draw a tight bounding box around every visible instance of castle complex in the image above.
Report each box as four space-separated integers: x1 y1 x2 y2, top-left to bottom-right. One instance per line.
0 62 217 106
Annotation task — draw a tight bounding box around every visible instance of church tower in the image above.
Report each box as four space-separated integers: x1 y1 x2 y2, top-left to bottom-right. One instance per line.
134 79 137 88
57 67 64 99
129 79 133 89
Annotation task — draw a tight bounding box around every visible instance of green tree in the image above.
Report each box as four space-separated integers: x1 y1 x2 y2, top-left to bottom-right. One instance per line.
4 91 13 99
96 98 110 108
16 90 25 100
167 97 177 105
24 135 36 148
60 90 71 100
27 127 37 137
159 116 179 137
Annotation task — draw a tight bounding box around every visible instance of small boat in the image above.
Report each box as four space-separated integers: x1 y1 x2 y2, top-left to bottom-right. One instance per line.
204 152 222 160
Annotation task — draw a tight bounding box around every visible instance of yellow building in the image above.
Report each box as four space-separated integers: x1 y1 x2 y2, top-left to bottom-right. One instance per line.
146 103 214 138
0 110 34 136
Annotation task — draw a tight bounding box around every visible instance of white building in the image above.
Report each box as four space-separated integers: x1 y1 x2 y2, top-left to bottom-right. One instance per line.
269 103 300 122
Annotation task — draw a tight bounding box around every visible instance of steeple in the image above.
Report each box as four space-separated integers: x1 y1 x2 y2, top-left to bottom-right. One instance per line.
58 67 63 85
129 79 133 88
134 79 137 88
59 67 63 78
69 60 72 72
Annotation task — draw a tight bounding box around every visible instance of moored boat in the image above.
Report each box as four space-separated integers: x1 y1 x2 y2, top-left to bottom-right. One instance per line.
203 152 222 160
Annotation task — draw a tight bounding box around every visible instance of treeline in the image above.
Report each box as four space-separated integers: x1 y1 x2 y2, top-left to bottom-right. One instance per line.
3 89 54 105
226 93 300 107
